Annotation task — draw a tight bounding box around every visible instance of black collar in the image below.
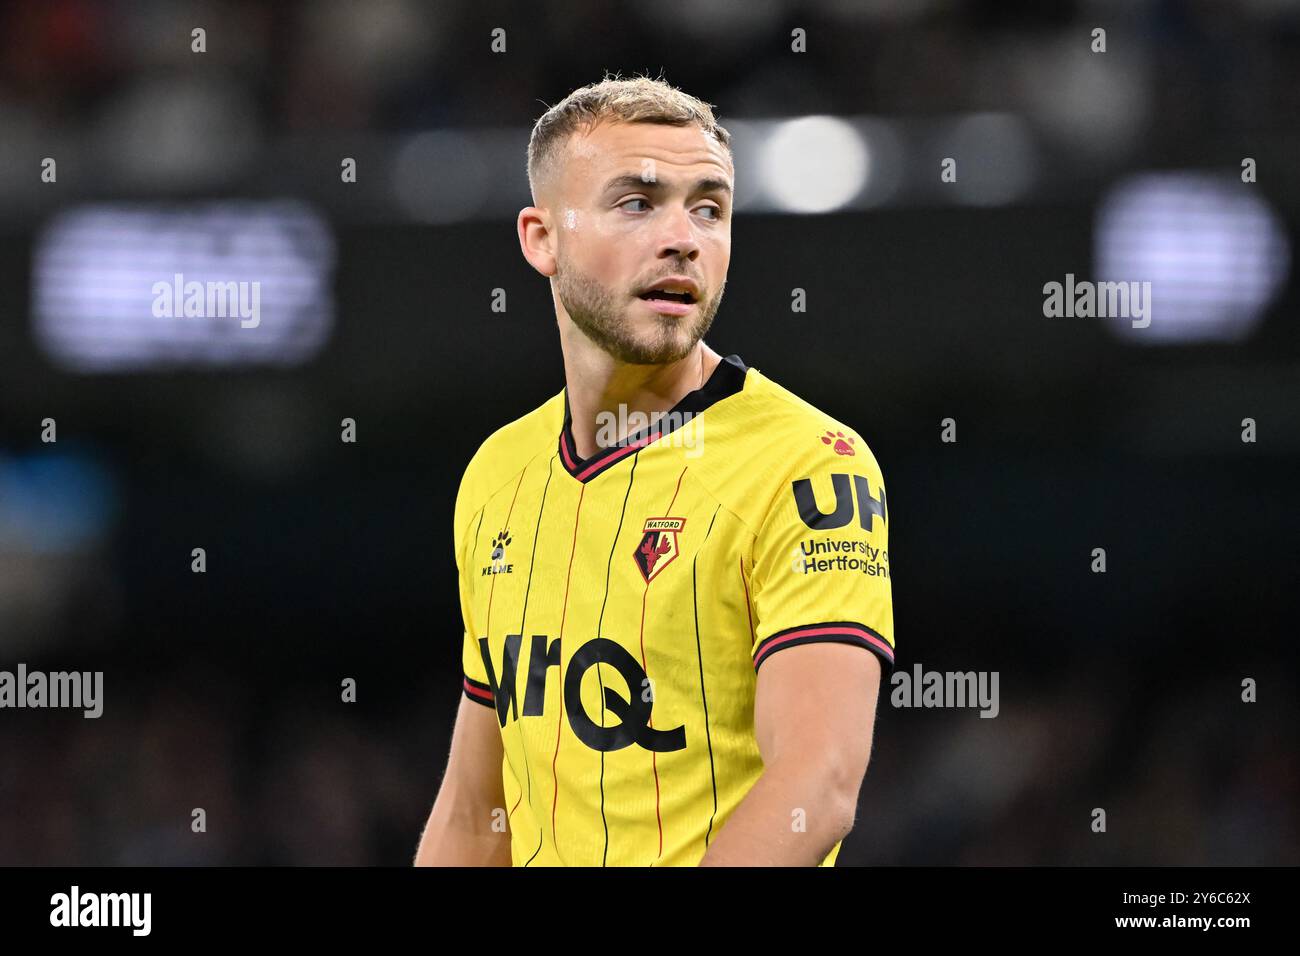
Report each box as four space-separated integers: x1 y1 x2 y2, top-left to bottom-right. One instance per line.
558 354 747 482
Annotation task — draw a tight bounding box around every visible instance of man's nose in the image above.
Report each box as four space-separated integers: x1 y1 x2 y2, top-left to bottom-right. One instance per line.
657 207 701 260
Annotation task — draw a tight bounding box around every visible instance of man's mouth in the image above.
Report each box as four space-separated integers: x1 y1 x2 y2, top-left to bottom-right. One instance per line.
638 289 697 304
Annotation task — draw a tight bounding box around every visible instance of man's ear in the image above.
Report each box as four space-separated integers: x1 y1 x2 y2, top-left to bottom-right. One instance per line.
517 206 557 277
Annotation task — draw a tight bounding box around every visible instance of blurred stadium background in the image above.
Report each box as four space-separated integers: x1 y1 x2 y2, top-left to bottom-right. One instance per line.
1 0 1298 865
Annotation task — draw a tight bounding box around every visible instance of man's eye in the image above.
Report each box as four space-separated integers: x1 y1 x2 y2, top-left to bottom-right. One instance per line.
697 205 723 220
620 198 650 212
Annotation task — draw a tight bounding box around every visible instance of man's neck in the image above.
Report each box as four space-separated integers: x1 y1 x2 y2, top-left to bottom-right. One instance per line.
562 336 723 461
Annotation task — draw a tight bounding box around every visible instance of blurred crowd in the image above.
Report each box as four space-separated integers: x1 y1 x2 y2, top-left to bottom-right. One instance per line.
2 662 1292 865
3 0 1300 182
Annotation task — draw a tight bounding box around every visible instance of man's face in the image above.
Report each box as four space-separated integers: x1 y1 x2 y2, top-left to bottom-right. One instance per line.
549 120 733 365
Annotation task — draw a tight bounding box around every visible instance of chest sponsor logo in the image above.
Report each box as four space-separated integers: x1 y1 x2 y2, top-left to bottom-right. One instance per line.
479 635 687 753
632 516 686 583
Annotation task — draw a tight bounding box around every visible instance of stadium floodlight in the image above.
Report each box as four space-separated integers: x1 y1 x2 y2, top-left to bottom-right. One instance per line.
758 115 870 213
1095 172 1290 344
32 201 336 372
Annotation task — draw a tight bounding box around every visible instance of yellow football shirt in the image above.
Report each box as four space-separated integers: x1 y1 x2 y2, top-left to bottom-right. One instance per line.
454 354 894 866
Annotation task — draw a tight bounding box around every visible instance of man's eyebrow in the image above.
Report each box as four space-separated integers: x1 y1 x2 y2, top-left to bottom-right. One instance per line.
601 173 733 196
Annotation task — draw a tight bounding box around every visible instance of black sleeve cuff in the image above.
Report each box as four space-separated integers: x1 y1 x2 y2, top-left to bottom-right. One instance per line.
462 675 495 708
753 621 895 675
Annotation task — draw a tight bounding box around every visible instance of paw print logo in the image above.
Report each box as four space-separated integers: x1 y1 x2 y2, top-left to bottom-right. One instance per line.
491 531 512 563
820 430 856 457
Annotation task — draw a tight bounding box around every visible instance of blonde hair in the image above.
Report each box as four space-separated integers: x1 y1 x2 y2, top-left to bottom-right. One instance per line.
527 72 732 201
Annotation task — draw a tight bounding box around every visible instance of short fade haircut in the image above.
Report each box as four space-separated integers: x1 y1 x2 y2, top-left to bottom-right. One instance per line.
526 72 733 203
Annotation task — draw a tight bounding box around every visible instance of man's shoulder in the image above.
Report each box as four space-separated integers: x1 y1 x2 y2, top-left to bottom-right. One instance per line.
712 364 883 468
744 366 850 431
454 389 565 538
695 364 885 531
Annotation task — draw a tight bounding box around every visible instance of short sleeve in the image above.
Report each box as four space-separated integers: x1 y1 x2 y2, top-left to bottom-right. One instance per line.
748 444 895 675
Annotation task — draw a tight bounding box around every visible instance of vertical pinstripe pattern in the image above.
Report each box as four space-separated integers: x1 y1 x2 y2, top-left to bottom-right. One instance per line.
693 506 722 848
546 481 585 865
493 464 533 832
594 452 640 865
518 456 555 866
637 464 690 862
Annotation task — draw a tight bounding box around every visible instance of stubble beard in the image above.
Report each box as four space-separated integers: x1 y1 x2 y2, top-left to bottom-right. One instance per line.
556 258 724 366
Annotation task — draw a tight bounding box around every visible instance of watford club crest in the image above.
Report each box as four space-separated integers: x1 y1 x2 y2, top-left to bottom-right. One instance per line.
633 517 686 583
